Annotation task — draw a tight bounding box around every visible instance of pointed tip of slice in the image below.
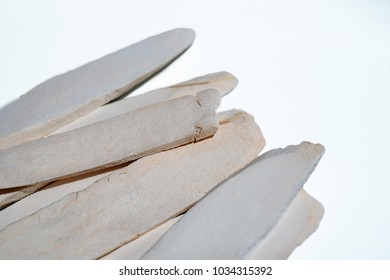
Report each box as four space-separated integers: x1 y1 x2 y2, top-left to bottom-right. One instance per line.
255 141 325 166
217 71 239 83
169 27 196 45
171 71 239 99
210 71 239 96
174 27 196 36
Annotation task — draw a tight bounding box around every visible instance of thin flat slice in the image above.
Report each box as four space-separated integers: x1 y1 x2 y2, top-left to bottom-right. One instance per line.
0 28 195 149
0 90 220 190
245 189 324 259
0 72 236 205
141 142 325 259
53 71 237 134
0 110 265 259
101 189 323 260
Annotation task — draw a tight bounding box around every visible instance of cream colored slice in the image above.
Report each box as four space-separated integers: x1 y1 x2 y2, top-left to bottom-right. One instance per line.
245 189 324 259
0 110 265 259
0 72 236 205
0 90 220 190
101 189 323 260
53 71 237 134
141 142 325 260
0 28 195 150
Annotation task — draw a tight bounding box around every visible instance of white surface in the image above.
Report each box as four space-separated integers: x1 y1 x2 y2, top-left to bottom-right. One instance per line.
1 0 389 259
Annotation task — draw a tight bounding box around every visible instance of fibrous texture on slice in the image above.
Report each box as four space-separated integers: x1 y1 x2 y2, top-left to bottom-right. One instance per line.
0 90 220 190
0 110 265 259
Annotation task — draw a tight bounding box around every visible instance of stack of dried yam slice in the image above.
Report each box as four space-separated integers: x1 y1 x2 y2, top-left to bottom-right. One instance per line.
0 28 325 260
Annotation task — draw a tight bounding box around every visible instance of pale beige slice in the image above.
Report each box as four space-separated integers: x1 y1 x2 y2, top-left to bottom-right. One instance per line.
141 142 325 259
0 90 220 190
0 110 265 259
244 189 324 259
0 72 236 206
101 189 323 260
53 71 237 134
0 28 195 150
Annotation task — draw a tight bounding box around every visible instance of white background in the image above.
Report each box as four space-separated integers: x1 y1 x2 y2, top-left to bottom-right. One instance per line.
1 0 389 259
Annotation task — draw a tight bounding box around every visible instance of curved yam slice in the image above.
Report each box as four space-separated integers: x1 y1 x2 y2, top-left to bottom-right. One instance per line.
0 72 237 205
0 110 265 259
53 71 238 134
0 90 220 190
0 28 195 149
141 142 325 260
101 189 323 260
